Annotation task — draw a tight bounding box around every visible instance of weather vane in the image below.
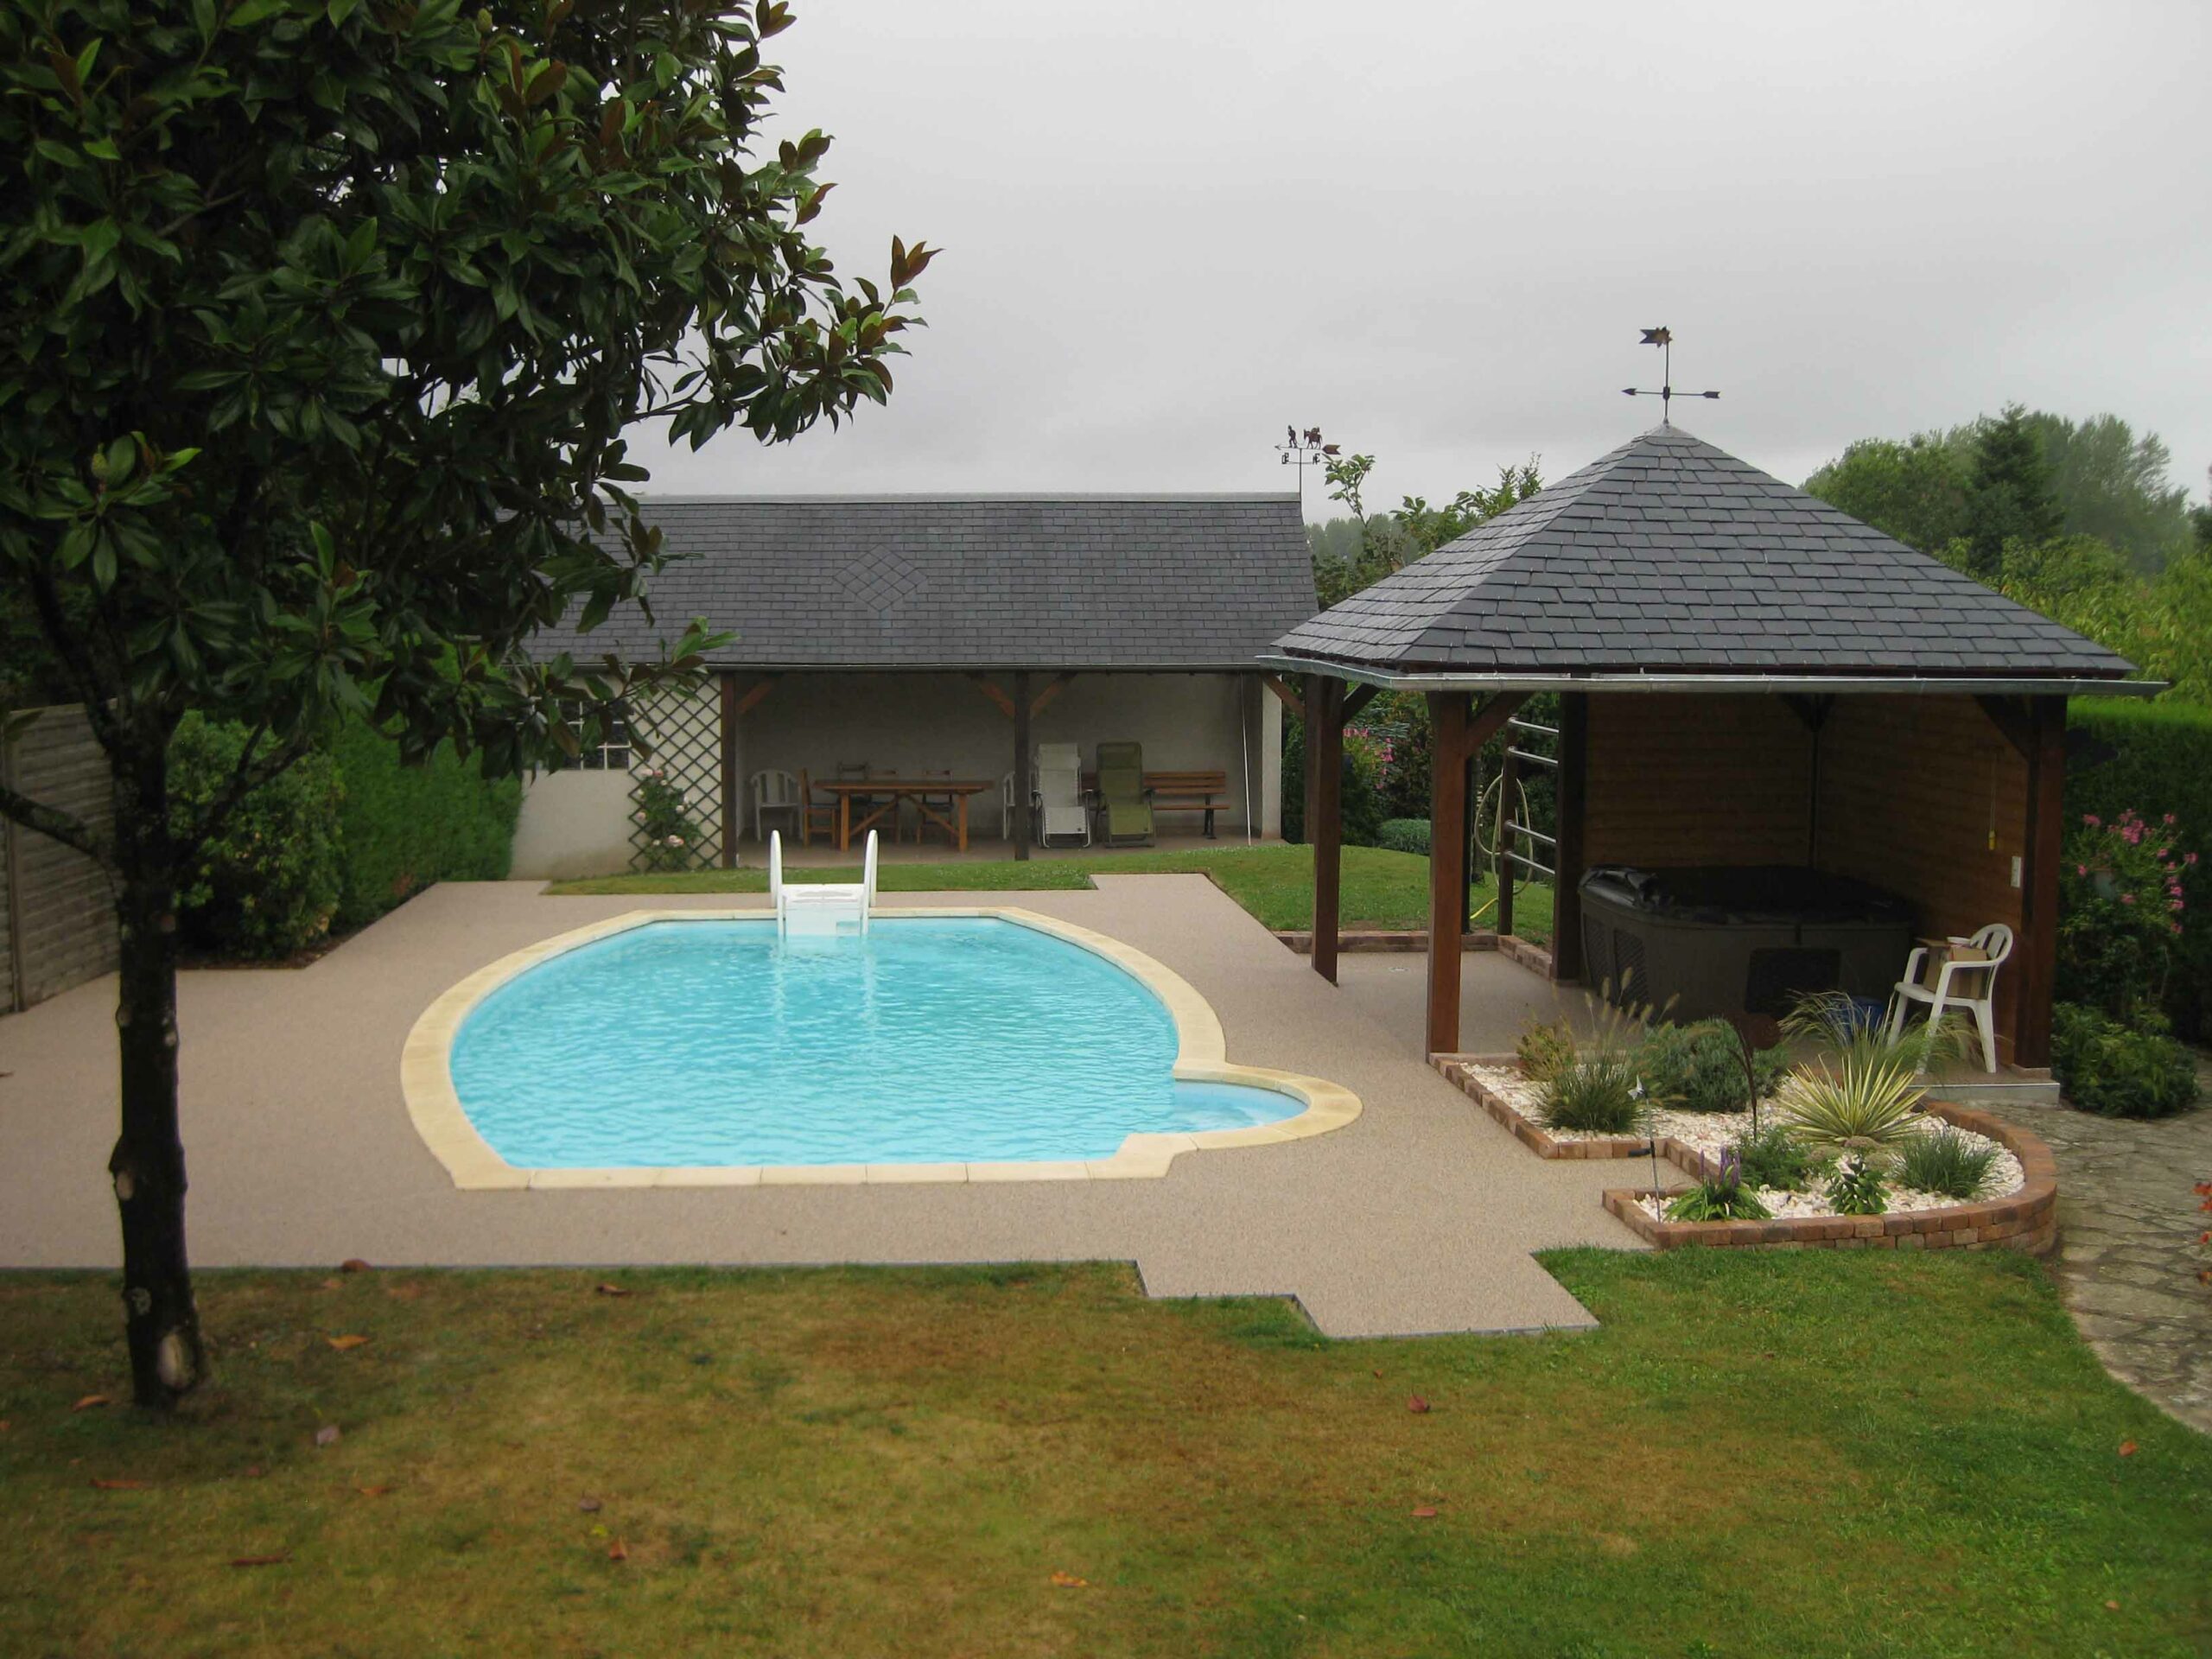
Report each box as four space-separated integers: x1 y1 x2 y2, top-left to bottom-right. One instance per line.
1275 425 1338 517
1621 327 1719 423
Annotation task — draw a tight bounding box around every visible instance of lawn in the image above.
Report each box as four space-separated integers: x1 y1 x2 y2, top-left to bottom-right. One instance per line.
548 842 1557 942
2 1254 2204 1657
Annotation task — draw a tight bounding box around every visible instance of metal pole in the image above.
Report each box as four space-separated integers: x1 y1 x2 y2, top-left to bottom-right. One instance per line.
1013 670 1032 861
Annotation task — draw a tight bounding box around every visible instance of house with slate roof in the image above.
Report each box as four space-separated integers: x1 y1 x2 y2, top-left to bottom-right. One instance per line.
512 493 1316 877
1265 424 2157 1071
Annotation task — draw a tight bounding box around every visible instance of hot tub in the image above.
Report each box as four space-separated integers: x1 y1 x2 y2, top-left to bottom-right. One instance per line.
1577 865 1915 1021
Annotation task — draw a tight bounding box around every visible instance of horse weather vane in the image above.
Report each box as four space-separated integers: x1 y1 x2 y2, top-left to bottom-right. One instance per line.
1276 425 1339 517
1622 327 1719 423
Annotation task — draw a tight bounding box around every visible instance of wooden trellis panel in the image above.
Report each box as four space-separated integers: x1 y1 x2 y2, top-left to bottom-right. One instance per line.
626 686 723 871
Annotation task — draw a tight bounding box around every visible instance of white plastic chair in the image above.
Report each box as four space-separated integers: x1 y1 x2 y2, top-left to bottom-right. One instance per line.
768 829 877 936
751 769 799 842
1888 922 2014 1072
1033 742 1090 847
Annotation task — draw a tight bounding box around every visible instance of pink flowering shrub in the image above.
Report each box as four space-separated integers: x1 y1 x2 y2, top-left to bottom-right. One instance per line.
630 764 704 874
2058 808 2191 1022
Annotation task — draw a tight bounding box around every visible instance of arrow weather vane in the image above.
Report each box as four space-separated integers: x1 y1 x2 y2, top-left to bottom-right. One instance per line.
1622 327 1719 423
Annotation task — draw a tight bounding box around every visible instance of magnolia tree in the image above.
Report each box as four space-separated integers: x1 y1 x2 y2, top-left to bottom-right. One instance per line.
0 0 932 1408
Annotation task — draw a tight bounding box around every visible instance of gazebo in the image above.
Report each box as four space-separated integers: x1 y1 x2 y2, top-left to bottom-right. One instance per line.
1262 425 2158 1070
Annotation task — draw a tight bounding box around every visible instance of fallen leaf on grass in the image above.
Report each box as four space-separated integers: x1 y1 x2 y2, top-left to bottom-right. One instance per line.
0 1419 12 1433
1409 1506 1439 1519
594 1283 632 1298
2106 1600 2121 1611
91 1478 150 1491
313 1425 341 1448
2118 1440 2138 1457
1406 1395 1431 1414
340 1259 372 1274
607 1539 629 1562
243 1465 265 1479
71 1395 111 1413
1371 1369 1383 1379
578 1497 603 1514
325 1335 370 1352
356 1485 393 1498
319 1278 344 1291
1049 1571 1089 1588
229 1554 290 1568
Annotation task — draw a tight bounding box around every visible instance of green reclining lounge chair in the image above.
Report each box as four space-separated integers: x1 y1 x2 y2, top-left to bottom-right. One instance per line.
1093 741 1154 847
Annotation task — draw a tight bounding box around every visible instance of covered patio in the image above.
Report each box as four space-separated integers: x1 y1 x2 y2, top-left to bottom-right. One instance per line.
1266 425 2158 1071
510 494 1318 878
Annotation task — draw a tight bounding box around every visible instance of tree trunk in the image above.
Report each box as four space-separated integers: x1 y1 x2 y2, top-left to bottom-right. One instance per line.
106 735 205 1408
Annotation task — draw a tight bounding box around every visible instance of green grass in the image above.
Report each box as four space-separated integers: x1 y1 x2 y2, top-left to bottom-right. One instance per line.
1 1253 2204 1656
547 842 1556 942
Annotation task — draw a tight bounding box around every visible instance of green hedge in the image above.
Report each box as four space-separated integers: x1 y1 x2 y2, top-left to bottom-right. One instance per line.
2067 698 2212 1039
326 719 522 930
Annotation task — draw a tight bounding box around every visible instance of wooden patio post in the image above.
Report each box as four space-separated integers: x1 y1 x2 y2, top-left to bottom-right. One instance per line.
2014 695 2066 1067
717 671 740 869
1305 675 1344 983
1551 691 1588 982
1013 670 1033 861
1425 691 1470 1056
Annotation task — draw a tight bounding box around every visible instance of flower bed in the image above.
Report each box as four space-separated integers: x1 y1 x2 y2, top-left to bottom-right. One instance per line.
1433 1054 2057 1254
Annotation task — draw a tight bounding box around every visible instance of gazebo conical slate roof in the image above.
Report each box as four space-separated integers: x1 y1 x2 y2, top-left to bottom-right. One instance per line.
1269 424 2138 688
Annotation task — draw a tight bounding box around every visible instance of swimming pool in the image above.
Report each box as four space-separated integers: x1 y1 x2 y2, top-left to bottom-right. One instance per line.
433 912 1337 1173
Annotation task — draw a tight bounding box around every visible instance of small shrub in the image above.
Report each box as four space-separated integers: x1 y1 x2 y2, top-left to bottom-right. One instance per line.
326 717 519 930
1895 1127 2004 1201
2057 807 2190 1024
1634 1020 1789 1115
168 714 345 959
631 764 704 873
1732 1122 1821 1193
2051 1001 2201 1119
1539 1057 1647 1135
1376 817 1431 855
1664 1147 1770 1222
1827 1155 1889 1216
1516 1014 1578 1085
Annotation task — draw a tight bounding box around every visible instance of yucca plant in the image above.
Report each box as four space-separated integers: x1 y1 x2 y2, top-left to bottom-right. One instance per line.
1773 1048 1929 1156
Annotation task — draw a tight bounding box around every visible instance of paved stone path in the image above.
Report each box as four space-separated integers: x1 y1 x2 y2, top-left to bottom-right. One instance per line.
1998 1073 2212 1435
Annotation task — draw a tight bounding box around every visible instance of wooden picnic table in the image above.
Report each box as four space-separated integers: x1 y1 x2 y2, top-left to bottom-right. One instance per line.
815 778 995 853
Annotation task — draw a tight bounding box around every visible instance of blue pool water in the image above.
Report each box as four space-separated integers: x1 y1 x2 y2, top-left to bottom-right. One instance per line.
448 917 1298 1166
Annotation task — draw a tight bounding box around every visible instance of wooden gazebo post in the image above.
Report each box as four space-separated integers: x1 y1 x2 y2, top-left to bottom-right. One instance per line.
1423 691 1528 1055
1304 675 1344 983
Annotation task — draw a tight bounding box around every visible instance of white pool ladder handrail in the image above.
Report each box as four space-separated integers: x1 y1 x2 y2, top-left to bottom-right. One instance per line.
767 829 877 935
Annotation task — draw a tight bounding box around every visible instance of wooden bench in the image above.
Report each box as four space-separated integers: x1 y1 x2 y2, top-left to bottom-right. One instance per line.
1143 769 1232 838
1078 767 1236 838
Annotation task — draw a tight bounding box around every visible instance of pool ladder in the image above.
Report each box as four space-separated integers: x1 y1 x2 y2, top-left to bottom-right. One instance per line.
767 830 878 936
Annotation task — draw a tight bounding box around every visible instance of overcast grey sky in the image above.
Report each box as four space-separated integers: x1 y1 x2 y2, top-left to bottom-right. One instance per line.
638 1 2211 518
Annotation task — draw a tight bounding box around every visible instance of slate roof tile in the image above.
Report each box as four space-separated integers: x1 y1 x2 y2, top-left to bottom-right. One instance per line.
531 494 1314 670
1272 425 2136 680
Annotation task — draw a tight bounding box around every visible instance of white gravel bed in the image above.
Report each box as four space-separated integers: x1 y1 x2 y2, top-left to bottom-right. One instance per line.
1465 1063 2024 1224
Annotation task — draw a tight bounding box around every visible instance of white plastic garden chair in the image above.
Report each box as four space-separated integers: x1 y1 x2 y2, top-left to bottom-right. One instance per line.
1033 743 1090 847
751 769 800 843
768 829 877 936
1887 922 2013 1072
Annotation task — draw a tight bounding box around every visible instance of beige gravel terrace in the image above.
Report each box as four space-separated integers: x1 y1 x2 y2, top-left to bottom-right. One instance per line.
0 875 1643 1339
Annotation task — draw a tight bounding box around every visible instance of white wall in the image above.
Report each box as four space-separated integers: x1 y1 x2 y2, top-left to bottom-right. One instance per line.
509 769 634 880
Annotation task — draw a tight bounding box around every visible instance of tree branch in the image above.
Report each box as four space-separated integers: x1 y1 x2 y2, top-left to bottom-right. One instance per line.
183 728 310 853
0 776 113 867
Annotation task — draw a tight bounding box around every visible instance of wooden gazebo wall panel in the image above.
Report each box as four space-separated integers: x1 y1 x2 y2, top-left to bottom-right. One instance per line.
1815 696 2028 1053
1573 690 2034 1059
1583 695 1811 866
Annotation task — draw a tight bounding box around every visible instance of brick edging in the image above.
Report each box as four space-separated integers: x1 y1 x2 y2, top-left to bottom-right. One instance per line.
1433 1055 2059 1255
1274 930 1497 954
